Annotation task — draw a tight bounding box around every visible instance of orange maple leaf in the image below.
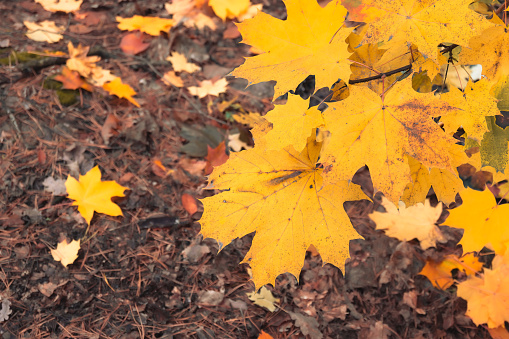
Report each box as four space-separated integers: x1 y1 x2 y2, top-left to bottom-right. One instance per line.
205 141 229 175
54 66 94 91
443 188 509 254
65 166 128 225
200 132 367 288
419 253 483 289
102 77 140 107
457 250 509 328
116 15 174 36
230 0 353 98
51 239 81 267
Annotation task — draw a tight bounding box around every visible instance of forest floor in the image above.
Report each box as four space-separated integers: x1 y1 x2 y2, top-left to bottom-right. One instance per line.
0 0 495 338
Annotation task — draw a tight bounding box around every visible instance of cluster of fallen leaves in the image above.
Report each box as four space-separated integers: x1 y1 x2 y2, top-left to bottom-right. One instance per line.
197 0 509 334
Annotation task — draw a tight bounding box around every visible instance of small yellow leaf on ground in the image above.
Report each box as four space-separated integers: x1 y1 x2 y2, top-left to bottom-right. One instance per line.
188 78 228 98
209 0 250 20
116 15 174 36
162 71 184 87
370 197 445 249
419 253 482 289
24 20 65 43
65 166 128 225
66 42 101 78
35 0 82 13
247 286 280 312
51 239 81 267
89 67 116 86
103 77 141 107
166 52 201 73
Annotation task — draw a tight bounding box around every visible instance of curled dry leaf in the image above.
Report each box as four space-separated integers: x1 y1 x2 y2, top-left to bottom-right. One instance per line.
24 20 65 43
51 239 81 267
370 197 445 250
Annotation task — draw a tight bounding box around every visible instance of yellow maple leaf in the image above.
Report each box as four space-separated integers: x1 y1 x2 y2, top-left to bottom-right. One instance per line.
66 42 101 78
419 253 483 289
166 52 201 73
199 132 367 288
162 71 184 87
116 16 174 36
460 23 509 82
65 166 128 225
321 78 460 202
89 67 116 86
230 0 353 98
24 20 65 43
165 0 216 30
247 286 280 312
188 78 228 98
51 239 81 267
479 117 509 173
103 77 140 107
444 188 509 254
440 79 501 141
370 197 445 249
359 0 493 64
209 0 250 20
457 250 509 328
35 0 82 13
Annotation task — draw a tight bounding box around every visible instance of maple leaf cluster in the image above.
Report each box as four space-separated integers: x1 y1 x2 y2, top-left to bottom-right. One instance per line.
199 0 509 331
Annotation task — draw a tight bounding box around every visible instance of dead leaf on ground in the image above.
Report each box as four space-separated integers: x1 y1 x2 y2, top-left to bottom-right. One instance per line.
188 78 228 98
24 20 64 43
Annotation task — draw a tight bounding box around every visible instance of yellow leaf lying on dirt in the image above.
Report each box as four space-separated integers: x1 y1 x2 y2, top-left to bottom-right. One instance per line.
51 239 81 267
65 166 128 225
200 132 367 288
165 0 216 30
370 197 445 250
188 78 228 98
247 286 280 312
89 67 116 86
66 42 100 78
24 20 65 43
209 0 250 20
116 15 174 36
103 77 141 107
162 71 184 87
166 52 201 73
35 0 82 13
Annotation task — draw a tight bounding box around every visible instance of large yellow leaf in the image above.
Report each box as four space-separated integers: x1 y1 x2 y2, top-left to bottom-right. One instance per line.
443 188 509 254
359 0 493 64
199 133 367 288
65 166 128 225
230 0 353 98
460 24 509 82
321 78 459 202
440 79 500 141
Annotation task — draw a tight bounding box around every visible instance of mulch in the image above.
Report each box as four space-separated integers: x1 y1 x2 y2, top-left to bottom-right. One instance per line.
0 0 494 338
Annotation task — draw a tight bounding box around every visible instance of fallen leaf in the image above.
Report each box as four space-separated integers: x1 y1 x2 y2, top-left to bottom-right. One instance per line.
258 331 274 339
162 71 184 87
165 0 216 30
238 4 263 21
43 177 67 195
120 32 150 55
166 52 201 73
228 133 252 152
370 197 445 250
188 78 228 98
51 239 81 267
89 67 116 86
182 193 198 215
103 77 141 107
101 113 121 145
209 0 250 21
66 42 101 78
205 141 229 175
24 20 64 43
116 15 174 36
35 0 82 13
65 166 128 224
419 253 483 289
247 286 280 312
54 66 94 91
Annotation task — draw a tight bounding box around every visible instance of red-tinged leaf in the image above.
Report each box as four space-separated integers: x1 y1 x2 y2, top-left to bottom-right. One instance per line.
205 141 229 175
182 193 198 215
54 66 93 91
120 32 150 55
